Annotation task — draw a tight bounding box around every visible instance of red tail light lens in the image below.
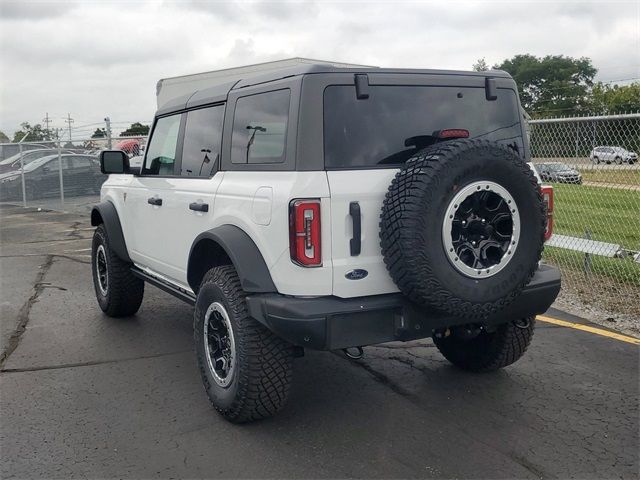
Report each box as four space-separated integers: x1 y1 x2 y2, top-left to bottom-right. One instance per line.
436 129 470 139
541 185 554 241
289 199 322 267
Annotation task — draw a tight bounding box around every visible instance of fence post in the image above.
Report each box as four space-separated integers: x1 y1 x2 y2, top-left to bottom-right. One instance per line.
574 121 580 160
18 143 27 207
105 117 112 149
583 228 592 275
57 139 64 210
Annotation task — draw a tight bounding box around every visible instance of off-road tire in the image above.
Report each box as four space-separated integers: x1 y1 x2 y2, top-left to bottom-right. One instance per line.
433 318 535 372
194 265 294 423
380 139 546 319
91 224 144 317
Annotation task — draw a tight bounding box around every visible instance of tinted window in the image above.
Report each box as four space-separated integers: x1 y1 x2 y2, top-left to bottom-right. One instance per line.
180 105 225 177
143 114 181 175
324 85 523 168
231 89 290 164
70 157 93 168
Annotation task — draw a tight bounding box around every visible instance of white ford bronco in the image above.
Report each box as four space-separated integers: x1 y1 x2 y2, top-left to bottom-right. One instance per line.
92 59 561 423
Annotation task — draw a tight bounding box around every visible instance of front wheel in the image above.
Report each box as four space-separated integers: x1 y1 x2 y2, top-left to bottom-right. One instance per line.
194 265 294 423
593 156 600 165
91 225 144 317
433 318 535 372
615 156 623 165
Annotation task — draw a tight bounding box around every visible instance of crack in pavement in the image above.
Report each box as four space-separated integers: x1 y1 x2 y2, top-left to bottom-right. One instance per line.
0 255 55 368
0 350 192 374
0 253 90 265
20 237 90 245
65 221 83 240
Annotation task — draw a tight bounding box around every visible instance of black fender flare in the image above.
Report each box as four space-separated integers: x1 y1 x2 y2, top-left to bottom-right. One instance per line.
90 201 131 263
188 225 277 293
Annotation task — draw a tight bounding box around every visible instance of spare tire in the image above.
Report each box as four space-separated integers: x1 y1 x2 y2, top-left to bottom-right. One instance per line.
380 139 545 319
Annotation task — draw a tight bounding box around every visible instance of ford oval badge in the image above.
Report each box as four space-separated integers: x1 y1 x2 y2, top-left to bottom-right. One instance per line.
345 269 368 280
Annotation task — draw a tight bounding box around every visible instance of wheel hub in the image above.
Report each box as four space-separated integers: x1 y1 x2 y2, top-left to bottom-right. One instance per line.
95 244 108 295
442 181 520 278
203 302 236 388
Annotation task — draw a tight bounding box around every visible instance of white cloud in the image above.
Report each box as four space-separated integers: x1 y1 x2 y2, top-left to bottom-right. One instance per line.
1 0 638 137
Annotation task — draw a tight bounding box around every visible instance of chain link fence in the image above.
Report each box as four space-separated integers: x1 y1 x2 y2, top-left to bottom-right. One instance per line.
1 115 638 317
0 135 146 214
529 113 640 318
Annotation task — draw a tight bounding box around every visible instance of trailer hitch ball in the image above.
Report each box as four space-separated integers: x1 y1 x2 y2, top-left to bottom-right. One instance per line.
343 346 364 360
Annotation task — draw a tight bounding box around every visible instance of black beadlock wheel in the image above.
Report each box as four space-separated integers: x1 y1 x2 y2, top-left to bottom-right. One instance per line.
91 224 144 317
433 317 536 372
194 265 294 423
380 139 546 319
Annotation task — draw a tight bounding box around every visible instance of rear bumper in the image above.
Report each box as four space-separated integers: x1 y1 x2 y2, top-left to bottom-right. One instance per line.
246 264 561 350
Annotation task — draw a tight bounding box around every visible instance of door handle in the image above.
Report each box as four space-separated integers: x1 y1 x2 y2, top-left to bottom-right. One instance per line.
349 201 361 256
189 202 209 213
147 197 162 206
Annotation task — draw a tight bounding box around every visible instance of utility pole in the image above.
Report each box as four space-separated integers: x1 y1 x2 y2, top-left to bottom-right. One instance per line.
104 117 112 149
65 113 74 143
42 113 51 132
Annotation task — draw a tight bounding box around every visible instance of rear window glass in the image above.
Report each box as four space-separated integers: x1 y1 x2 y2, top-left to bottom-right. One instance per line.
324 85 523 168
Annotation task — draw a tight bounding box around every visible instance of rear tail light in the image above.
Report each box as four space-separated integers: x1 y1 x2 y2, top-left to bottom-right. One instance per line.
541 185 554 241
435 129 470 139
289 199 322 267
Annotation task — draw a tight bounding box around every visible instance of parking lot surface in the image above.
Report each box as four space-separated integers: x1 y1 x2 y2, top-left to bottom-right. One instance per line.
1 204 638 479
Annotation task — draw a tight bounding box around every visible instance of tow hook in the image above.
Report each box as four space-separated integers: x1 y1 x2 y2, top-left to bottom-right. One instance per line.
343 346 364 360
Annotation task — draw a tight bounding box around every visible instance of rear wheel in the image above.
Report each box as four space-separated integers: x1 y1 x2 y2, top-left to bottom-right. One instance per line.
615 156 622 165
433 318 535 372
593 156 600 164
194 265 294 423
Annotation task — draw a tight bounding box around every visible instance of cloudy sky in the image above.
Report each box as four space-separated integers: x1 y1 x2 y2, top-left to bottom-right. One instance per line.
0 0 638 139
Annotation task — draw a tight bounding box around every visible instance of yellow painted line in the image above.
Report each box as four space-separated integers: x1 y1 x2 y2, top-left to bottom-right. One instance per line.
537 315 640 345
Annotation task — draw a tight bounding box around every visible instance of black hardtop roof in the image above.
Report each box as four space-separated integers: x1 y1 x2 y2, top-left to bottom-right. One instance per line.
156 61 512 116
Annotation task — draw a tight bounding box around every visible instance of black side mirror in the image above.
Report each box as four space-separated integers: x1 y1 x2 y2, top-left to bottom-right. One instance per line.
99 150 130 174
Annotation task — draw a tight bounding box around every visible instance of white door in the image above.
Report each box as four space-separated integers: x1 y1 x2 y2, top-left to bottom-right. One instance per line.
127 105 227 289
126 112 183 280
327 170 400 298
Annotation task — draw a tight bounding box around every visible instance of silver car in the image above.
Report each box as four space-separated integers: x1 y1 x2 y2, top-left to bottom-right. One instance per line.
590 146 637 165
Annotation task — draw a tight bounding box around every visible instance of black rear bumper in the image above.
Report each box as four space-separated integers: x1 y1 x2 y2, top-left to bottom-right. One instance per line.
246 264 561 350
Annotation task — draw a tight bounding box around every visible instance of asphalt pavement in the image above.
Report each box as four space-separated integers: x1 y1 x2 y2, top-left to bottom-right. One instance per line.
0 204 638 479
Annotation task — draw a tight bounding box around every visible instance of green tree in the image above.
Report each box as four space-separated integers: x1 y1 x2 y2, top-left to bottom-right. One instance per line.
472 58 489 72
120 122 149 137
0 130 9 143
12 122 54 142
588 82 640 114
91 128 107 138
494 54 597 117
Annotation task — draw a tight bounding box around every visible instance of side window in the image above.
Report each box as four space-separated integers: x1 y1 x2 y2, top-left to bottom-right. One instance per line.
231 89 290 164
180 105 225 177
143 114 182 176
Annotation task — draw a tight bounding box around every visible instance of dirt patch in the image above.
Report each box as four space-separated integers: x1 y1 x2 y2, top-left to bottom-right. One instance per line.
551 267 640 337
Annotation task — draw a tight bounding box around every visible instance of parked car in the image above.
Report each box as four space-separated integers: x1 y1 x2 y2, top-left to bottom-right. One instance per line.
590 146 637 164
0 143 49 161
0 149 75 173
535 162 582 184
0 154 103 200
